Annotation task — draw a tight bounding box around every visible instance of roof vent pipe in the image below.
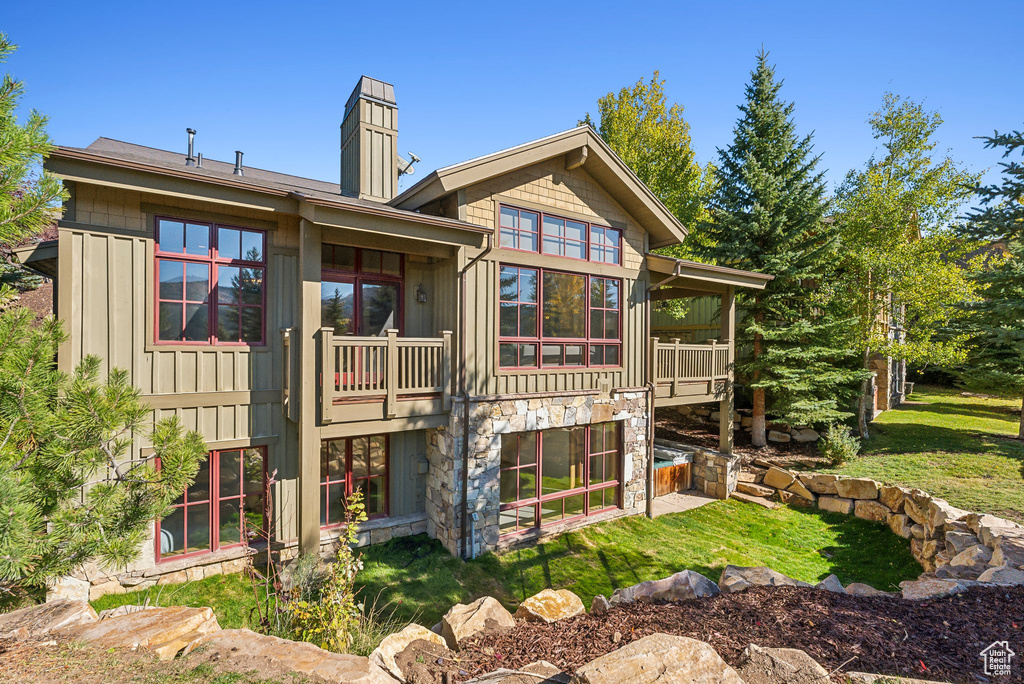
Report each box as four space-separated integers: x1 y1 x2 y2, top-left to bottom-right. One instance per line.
233 151 244 176
185 128 197 166
196 153 203 168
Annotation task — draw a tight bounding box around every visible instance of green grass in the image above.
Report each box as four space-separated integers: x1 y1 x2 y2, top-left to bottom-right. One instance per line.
95 499 919 629
822 386 1024 522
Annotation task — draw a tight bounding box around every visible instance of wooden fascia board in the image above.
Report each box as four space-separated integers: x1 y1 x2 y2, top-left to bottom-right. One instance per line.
646 254 772 290
303 200 486 250
12 240 59 265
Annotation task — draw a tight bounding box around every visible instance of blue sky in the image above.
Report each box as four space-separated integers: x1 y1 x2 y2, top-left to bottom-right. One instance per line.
5 1 1022 201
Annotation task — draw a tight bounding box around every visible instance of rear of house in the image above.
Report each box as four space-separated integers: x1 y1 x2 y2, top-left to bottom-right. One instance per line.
21 76 770 601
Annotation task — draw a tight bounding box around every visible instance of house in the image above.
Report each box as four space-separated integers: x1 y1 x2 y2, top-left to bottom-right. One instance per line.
19 77 770 599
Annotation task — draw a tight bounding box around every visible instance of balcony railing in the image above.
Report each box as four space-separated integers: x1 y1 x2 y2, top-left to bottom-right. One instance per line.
651 338 731 400
319 328 452 422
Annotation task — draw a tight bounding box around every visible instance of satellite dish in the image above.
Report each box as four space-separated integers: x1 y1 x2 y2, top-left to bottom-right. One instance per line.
398 151 420 177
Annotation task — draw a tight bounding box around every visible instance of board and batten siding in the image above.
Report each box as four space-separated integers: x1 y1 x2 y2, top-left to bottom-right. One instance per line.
458 158 652 396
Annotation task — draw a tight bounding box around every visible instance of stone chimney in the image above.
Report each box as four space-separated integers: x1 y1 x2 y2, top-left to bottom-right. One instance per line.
340 76 398 202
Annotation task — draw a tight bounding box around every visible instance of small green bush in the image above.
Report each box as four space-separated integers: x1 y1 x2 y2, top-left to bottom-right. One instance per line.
820 424 861 466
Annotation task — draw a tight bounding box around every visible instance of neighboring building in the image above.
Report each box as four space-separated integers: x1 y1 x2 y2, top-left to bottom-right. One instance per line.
20 77 770 599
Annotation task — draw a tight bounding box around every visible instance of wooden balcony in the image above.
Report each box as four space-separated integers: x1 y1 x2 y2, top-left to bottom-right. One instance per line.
282 328 453 426
651 338 731 407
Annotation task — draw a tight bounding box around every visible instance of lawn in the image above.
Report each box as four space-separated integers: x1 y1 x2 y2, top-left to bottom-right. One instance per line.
94 499 918 629
822 386 1024 522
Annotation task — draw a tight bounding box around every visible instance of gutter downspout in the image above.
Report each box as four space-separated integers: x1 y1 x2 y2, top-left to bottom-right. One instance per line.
644 262 681 518
459 233 494 560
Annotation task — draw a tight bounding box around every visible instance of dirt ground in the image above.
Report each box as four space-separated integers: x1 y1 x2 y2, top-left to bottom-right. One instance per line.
448 585 1024 683
0 637 311 684
655 411 826 469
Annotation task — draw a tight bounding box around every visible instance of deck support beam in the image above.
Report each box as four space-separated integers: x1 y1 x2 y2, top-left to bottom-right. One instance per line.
718 286 736 455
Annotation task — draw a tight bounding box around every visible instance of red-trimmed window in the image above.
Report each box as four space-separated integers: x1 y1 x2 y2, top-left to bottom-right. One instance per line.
157 447 268 562
155 217 266 345
499 266 622 369
499 423 621 536
499 207 540 252
498 204 622 266
320 435 388 527
589 225 622 265
321 244 403 337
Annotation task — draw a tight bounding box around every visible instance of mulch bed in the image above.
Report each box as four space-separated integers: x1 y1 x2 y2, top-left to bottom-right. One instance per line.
452 586 1024 683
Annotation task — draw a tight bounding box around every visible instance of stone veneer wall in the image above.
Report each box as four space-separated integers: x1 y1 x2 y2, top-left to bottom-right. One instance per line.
691 448 741 500
425 391 651 558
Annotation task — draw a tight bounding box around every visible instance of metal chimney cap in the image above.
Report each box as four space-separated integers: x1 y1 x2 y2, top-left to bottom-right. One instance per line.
344 76 396 118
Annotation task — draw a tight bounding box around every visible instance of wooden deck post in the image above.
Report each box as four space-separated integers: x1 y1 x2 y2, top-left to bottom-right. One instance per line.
297 218 323 555
320 327 334 424
385 328 398 418
719 286 736 455
441 330 453 410
670 337 681 396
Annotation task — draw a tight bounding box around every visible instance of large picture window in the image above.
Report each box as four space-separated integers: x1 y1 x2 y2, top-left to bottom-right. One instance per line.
499 423 622 536
320 435 388 527
155 217 266 345
499 266 621 369
157 447 268 562
321 244 403 337
499 204 622 266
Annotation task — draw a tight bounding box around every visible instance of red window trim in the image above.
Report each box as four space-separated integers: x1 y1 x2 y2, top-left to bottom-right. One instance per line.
320 434 390 529
321 244 405 337
498 265 622 370
498 203 623 266
154 446 269 563
154 216 268 346
499 423 622 538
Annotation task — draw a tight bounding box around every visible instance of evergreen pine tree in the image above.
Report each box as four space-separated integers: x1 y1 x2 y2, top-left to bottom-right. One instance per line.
698 50 867 446
956 127 1024 437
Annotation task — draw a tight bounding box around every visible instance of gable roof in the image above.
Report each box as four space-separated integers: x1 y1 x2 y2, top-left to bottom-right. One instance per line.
390 126 688 248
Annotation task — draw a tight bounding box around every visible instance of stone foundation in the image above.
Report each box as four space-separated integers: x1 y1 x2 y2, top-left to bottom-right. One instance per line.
692 447 741 499
426 390 651 558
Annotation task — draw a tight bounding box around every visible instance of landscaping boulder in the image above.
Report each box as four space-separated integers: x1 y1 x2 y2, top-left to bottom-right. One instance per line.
944 530 981 556
785 479 816 501
965 512 1021 546
991 532 1024 569
934 563 985 581
797 473 838 495
815 574 845 594
950 544 992 568
791 428 820 443
60 605 220 661
185 629 391 683
978 565 1024 585
762 467 795 490
611 570 720 605
590 594 611 615
845 583 890 597
45 575 91 602
926 499 969 535
737 482 776 498
888 513 913 538
818 496 854 515
910 523 926 540
98 604 156 620
570 633 743 683
904 501 930 528
767 430 791 444
834 478 879 500
441 596 515 650
0 600 98 640
466 660 570 683
735 644 830 684
899 577 975 601
719 566 812 594
879 485 907 513
854 500 890 522
515 588 585 623
370 623 448 681
778 490 815 508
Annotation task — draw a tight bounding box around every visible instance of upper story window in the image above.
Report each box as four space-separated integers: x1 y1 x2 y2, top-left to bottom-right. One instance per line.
155 217 266 345
499 205 622 266
321 244 403 337
499 265 622 369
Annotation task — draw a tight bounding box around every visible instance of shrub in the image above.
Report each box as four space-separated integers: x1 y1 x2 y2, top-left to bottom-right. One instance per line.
820 423 861 466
